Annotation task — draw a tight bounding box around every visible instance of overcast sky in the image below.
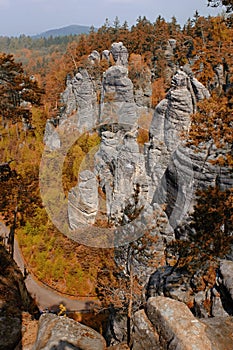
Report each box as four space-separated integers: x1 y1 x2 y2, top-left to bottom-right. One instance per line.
0 0 221 37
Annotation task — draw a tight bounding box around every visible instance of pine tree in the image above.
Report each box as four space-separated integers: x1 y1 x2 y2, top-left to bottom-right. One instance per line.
0 53 43 125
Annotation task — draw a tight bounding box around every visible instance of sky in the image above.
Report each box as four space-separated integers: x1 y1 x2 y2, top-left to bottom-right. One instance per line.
0 0 222 37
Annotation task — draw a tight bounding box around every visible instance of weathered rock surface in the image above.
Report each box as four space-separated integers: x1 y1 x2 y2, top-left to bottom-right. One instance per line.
100 42 138 128
105 312 128 347
130 296 233 349
100 65 137 127
146 297 212 349
163 39 177 84
146 262 219 319
44 67 98 149
44 74 98 150
146 257 233 321
145 67 232 231
31 297 233 350
219 260 233 301
110 42 128 67
43 119 61 150
33 313 106 350
68 170 99 228
147 266 195 305
0 316 21 350
111 129 149 224
146 69 197 203
102 49 110 61
88 49 100 63
201 316 233 350
61 68 98 129
214 259 233 316
107 344 129 350
132 309 161 350
148 68 209 164
114 203 174 284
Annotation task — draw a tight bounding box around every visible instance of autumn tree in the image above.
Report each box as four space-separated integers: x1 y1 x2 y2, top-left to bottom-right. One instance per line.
0 53 43 126
0 53 44 258
96 246 143 346
172 85 233 272
188 92 233 167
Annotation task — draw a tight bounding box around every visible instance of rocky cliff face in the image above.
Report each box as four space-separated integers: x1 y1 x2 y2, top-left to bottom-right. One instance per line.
30 295 233 349
146 68 210 190
46 39 232 279
42 41 233 348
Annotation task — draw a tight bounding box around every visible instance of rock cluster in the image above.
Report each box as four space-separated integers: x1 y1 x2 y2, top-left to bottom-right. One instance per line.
42 41 233 349
131 296 233 350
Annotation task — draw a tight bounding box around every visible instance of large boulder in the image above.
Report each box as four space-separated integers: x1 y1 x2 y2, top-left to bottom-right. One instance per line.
146 297 212 350
201 317 233 350
33 313 106 350
130 296 233 349
131 309 160 350
219 260 233 301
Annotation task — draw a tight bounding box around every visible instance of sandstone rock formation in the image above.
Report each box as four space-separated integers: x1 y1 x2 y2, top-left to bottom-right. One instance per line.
31 296 233 350
39 39 233 349
163 38 177 84
102 49 110 61
100 65 137 127
44 67 99 149
60 68 98 129
147 68 210 189
145 297 213 350
68 170 99 228
107 296 233 349
95 128 149 225
111 296 232 350
131 309 160 350
146 256 233 321
88 49 101 63
144 67 232 230
110 42 128 67
43 119 61 150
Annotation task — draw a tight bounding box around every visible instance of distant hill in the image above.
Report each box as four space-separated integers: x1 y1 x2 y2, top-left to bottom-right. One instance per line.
32 24 92 38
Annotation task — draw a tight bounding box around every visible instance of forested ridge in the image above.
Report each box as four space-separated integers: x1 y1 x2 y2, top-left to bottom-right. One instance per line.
0 5 232 303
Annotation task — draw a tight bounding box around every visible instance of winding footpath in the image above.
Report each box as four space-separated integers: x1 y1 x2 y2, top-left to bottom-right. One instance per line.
14 239 95 312
1 222 96 312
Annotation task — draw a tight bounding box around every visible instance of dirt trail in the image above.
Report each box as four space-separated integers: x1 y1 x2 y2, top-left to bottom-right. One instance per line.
13 238 97 312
